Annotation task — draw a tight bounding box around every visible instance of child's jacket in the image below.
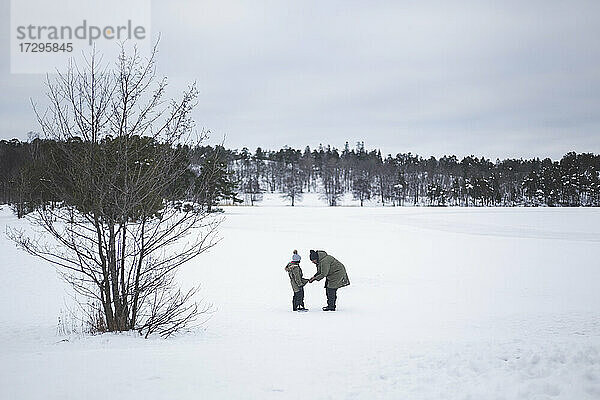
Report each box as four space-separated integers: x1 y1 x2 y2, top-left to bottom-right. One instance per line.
285 261 309 293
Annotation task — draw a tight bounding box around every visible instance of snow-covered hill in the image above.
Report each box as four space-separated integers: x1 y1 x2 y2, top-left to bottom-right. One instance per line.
1 205 599 399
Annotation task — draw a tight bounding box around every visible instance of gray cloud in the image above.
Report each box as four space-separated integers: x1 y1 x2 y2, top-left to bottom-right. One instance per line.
1 0 600 159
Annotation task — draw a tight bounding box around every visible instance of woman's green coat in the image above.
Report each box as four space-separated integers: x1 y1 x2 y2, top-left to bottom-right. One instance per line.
312 250 350 289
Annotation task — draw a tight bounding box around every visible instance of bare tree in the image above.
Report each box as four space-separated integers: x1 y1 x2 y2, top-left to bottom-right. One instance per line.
352 172 372 207
281 150 303 206
321 157 344 206
243 176 263 206
9 45 220 338
238 150 264 206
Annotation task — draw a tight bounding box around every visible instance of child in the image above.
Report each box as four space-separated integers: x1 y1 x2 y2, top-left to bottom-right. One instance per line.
285 250 308 311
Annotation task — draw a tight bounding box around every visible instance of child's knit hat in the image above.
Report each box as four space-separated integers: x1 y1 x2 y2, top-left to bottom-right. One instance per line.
292 250 301 262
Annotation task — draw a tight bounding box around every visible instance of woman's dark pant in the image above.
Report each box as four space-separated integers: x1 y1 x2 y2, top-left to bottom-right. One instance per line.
292 287 305 310
326 287 337 309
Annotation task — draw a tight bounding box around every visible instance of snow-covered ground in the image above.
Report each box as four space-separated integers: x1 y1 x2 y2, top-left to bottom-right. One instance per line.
1 202 599 399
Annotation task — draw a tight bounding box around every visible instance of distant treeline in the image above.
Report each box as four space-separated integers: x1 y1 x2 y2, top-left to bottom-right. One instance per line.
0 137 237 217
197 141 600 207
2 138 600 213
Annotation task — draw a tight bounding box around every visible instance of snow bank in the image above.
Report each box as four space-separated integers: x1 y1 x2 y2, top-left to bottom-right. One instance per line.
1 206 599 399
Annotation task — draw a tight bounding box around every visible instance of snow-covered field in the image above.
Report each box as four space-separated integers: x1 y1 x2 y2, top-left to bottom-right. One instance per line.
1 200 600 400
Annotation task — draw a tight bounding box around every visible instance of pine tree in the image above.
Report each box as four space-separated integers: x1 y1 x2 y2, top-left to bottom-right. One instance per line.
196 154 239 211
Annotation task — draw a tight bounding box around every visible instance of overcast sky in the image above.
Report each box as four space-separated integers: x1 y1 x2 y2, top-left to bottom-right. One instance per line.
1 0 600 159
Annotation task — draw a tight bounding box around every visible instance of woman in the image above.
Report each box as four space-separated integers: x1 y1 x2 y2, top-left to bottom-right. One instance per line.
308 250 350 311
